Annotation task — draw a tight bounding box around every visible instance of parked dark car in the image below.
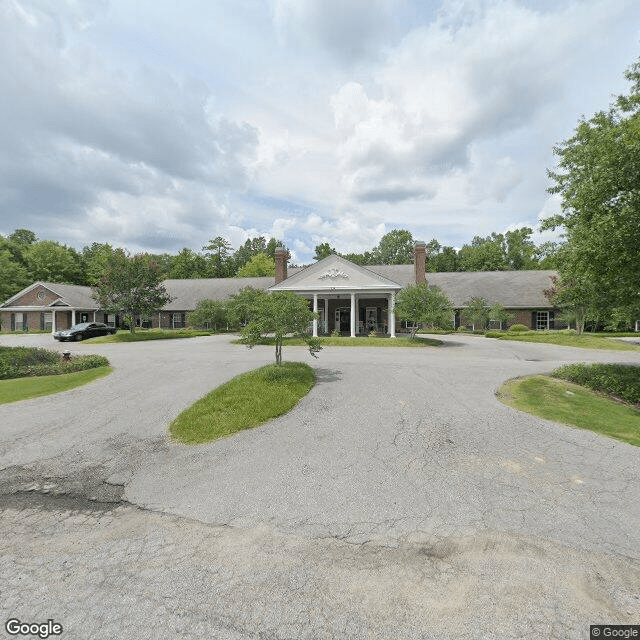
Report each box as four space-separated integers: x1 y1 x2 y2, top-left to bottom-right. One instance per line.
53 322 117 341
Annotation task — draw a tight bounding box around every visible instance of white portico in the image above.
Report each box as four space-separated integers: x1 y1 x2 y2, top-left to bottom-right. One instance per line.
269 254 403 338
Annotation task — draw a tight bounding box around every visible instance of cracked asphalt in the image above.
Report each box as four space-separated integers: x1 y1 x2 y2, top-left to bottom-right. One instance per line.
1 333 639 639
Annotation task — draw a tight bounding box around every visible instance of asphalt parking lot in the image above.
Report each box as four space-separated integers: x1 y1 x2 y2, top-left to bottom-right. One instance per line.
1 332 639 639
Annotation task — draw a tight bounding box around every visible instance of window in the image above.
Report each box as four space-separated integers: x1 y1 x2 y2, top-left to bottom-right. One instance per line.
536 311 549 331
107 314 116 326
43 312 52 331
172 313 185 329
14 313 24 331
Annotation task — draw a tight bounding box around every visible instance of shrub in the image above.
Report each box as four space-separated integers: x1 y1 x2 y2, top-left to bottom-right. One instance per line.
551 363 640 406
485 330 505 338
508 324 529 332
456 326 469 333
331 329 341 337
0 346 109 380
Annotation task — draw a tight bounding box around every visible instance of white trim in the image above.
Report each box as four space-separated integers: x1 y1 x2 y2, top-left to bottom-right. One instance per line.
389 292 396 338
350 293 356 338
313 294 318 338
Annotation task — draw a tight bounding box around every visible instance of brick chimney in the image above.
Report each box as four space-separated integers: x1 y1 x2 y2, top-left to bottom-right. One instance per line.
275 245 290 284
413 241 426 284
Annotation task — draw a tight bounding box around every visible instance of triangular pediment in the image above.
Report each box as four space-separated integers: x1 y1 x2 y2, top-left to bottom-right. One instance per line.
270 255 403 292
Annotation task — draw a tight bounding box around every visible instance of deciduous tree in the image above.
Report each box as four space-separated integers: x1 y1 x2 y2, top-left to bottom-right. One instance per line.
544 58 640 311
236 252 276 277
241 292 321 364
93 250 172 333
395 283 453 338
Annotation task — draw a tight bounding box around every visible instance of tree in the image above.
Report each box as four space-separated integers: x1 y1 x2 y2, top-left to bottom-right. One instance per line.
9 229 38 247
544 58 640 311
341 251 375 265
25 240 84 284
203 236 233 277
168 248 208 279
464 297 490 331
313 242 337 261
188 300 227 331
487 302 513 330
241 292 321 365
543 273 600 335
82 242 117 285
372 229 414 264
395 283 453 338
427 245 459 272
504 227 540 270
457 234 509 271
226 287 269 327
0 250 30 302
93 250 172 333
236 252 275 277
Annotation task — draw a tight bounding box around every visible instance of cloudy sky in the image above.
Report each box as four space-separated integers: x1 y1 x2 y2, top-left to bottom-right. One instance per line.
1 0 638 261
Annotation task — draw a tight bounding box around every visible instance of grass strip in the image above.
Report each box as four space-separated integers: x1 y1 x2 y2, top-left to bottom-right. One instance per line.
89 329 211 343
232 335 442 347
170 362 315 444
497 375 640 447
494 331 639 351
0 366 113 405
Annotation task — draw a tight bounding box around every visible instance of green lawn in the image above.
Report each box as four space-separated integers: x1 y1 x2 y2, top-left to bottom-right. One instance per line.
0 366 113 404
497 374 640 447
88 328 211 343
232 335 442 347
492 331 640 351
170 362 315 444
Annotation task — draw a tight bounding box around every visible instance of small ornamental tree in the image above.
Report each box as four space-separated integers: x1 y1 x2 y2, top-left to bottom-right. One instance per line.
395 283 453 338
464 297 490 331
241 291 321 365
487 302 514 330
188 300 227 331
93 250 172 333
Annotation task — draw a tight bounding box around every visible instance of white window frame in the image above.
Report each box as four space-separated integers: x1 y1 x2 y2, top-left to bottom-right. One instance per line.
536 311 549 331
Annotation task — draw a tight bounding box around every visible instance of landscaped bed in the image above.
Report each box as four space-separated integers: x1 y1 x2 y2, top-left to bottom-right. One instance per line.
88 328 211 343
497 363 640 447
0 345 112 404
232 335 442 348
486 330 640 351
170 362 315 444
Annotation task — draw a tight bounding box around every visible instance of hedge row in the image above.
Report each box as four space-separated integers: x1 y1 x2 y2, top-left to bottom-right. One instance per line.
551 363 640 406
0 346 109 380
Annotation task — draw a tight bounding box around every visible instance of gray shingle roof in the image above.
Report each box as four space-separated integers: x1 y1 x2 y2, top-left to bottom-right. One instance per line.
366 267 557 308
0 282 100 309
162 268 557 310
1 267 557 312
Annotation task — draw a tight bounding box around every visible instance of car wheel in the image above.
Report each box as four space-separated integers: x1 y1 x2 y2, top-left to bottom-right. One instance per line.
74 334 82 341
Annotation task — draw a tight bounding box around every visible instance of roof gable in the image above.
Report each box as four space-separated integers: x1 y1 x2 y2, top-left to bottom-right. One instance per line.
270 255 402 292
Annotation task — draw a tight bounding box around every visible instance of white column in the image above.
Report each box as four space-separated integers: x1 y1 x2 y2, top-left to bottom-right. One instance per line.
93 311 96 322
350 293 356 338
389 292 396 338
324 298 329 333
71 309 76 326
313 294 318 337
51 310 56 334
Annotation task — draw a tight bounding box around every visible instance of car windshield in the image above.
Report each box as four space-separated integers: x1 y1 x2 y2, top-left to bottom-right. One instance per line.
70 323 92 330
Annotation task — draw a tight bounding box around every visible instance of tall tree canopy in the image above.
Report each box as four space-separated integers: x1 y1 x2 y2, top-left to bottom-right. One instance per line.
544 58 640 312
372 229 414 265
